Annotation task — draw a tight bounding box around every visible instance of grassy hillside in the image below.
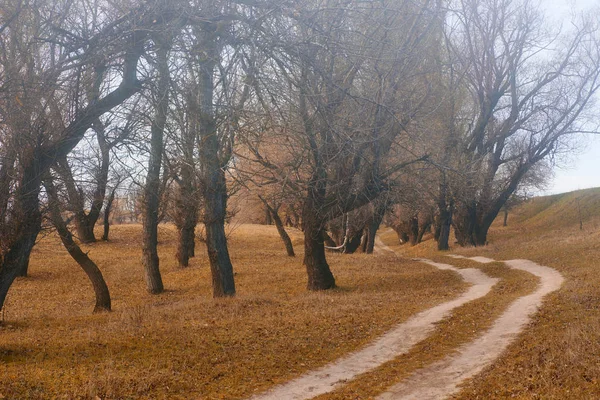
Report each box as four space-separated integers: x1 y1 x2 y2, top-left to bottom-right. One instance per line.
380 187 600 399
504 187 600 231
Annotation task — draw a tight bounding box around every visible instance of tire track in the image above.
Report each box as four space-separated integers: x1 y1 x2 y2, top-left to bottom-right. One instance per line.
377 257 564 400
248 242 498 400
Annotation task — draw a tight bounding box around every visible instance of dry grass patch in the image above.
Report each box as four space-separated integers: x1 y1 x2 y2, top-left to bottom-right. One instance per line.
315 257 538 400
451 226 600 399
378 189 600 399
0 224 464 399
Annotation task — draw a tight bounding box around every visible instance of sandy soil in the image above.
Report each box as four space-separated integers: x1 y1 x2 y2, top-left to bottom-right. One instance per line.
377 257 564 400
248 242 498 400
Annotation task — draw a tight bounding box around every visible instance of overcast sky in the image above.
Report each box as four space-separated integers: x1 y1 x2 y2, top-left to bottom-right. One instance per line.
543 0 600 194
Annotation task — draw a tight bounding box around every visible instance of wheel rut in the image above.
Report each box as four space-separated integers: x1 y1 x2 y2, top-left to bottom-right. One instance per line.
247 240 563 400
377 256 564 400
248 242 498 400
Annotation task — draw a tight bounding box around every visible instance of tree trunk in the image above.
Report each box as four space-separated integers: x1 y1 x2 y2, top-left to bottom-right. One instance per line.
416 220 432 244
142 36 171 294
176 212 197 267
45 178 111 312
0 161 42 312
174 167 198 268
437 207 452 251
204 185 236 296
269 208 295 257
15 228 40 278
453 202 477 246
76 217 97 244
503 208 508 227
197 31 236 297
359 231 368 253
365 202 386 254
343 229 363 254
102 188 116 241
408 215 419 246
303 218 336 291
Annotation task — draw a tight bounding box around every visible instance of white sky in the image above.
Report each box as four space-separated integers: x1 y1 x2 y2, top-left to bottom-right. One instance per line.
543 0 600 194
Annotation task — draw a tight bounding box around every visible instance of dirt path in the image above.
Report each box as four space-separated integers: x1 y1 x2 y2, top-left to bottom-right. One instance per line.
248 242 498 400
377 257 564 400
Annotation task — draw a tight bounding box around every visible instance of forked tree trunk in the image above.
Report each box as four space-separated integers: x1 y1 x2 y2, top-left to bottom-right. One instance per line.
45 178 111 312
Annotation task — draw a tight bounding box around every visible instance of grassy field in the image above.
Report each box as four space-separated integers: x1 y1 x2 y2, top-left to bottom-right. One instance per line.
375 188 600 399
0 224 465 399
2 188 600 399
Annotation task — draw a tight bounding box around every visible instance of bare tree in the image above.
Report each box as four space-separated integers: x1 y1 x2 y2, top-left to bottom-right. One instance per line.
0 0 179 312
141 31 176 295
44 176 111 312
444 0 600 246
246 0 442 290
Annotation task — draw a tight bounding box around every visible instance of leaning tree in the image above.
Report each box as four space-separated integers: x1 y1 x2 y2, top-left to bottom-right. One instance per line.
0 0 181 311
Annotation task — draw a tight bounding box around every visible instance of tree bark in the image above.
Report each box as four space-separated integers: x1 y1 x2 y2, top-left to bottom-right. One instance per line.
142 35 171 294
15 229 40 277
359 231 368 253
408 215 419 246
417 219 432 244
45 177 111 312
303 214 336 291
197 29 236 297
343 229 363 254
204 184 236 296
102 187 117 241
365 202 386 254
437 207 452 251
174 168 198 267
269 207 295 257
0 160 42 312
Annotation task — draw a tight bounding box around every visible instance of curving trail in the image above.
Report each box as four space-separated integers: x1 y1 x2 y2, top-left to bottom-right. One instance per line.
248 242 498 400
377 256 564 400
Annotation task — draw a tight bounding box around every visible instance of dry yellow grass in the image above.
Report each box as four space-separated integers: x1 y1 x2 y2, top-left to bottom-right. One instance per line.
4 186 598 400
376 188 600 399
0 224 465 399
315 258 538 399
451 226 600 399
